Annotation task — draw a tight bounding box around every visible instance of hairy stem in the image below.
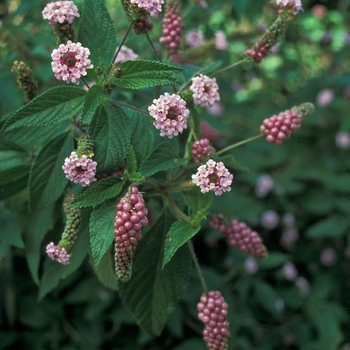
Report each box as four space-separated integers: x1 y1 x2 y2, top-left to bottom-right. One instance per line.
210 58 249 78
216 133 263 155
188 240 208 294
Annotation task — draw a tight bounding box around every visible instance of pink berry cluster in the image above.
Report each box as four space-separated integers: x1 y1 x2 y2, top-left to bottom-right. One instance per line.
159 3 184 61
114 187 148 282
42 1 80 25
51 40 93 84
148 92 190 138
186 29 205 47
197 291 230 350
130 0 164 17
210 214 268 258
260 104 310 145
191 138 214 164
114 45 138 63
133 16 154 34
190 74 220 107
46 194 82 265
191 159 233 196
63 152 97 186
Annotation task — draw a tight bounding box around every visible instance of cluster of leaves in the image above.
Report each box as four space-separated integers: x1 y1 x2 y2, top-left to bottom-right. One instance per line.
1 0 350 349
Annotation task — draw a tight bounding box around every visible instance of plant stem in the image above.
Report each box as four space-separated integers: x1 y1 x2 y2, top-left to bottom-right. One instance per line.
164 193 190 222
216 133 263 155
163 180 196 193
210 58 249 78
81 77 90 90
187 240 208 294
107 98 150 116
146 34 162 62
108 20 134 75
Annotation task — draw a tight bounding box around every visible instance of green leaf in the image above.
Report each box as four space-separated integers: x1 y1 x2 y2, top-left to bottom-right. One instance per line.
259 252 290 269
231 0 251 19
119 210 193 336
3 87 86 130
38 210 90 301
139 141 185 177
90 246 119 291
112 60 182 89
29 132 73 211
78 0 117 72
90 199 116 268
163 221 200 268
0 209 24 259
306 215 346 239
81 84 108 123
88 102 132 173
126 146 138 175
128 110 154 166
182 187 213 225
71 177 123 208
0 150 28 172
0 165 30 201
23 205 55 285
219 154 252 173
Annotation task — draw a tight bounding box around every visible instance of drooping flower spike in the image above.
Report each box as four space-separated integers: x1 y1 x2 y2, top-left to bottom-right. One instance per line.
46 194 82 265
260 102 314 145
114 187 148 282
197 290 230 350
148 93 190 138
51 40 93 84
192 159 233 196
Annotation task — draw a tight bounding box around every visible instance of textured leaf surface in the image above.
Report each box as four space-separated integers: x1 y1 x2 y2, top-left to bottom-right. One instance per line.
89 102 131 173
0 165 30 201
29 132 73 211
219 154 252 173
163 221 200 268
119 210 193 336
23 206 55 285
38 210 90 301
139 142 185 177
4 87 86 130
71 177 123 208
112 60 182 89
78 0 117 71
81 84 108 123
90 199 116 268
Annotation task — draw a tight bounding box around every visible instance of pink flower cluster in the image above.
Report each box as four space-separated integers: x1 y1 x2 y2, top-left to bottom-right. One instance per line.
192 160 233 196
148 93 190 138
130 0 164 17
215 31 228 51
197 291 230 350
190 74 220 107
159 4 184 61
260 108 303 145
186 29 204 47
191 138 214 164
46 242 70 265
51 40 93 84
114 45 138 63
210 214 268 258
62 151 97 186
114 187 148 282
42 1 80 25
276 0 303 14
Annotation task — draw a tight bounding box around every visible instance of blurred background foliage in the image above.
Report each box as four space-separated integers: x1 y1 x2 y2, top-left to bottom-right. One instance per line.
1 0 350 349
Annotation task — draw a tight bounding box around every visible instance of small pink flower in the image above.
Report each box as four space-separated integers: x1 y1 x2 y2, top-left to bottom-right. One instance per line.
46 242 71 265
114 45 138 64
276 0 303 14
335 131 350 149
320 247 337 267
42 1 80 25
190 74 220 108
215 31 228 51
148 93 189 138
316 88 334 107
191 138 214 164
244 257 259 274
51 40 93 85
255 174 274 198
186 29 204 47
130 0 164 17
206 101 224 117
192 159 233 196
282 262 298 281
194 0 208 8
295 276 309 296
197 291 230 350
62 151 97 186
261 210 279 230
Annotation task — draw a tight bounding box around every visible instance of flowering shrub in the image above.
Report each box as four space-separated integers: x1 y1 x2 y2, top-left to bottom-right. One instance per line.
1 0 350 349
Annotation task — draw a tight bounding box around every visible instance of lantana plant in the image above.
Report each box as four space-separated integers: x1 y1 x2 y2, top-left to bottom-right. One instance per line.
2 0 318 348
